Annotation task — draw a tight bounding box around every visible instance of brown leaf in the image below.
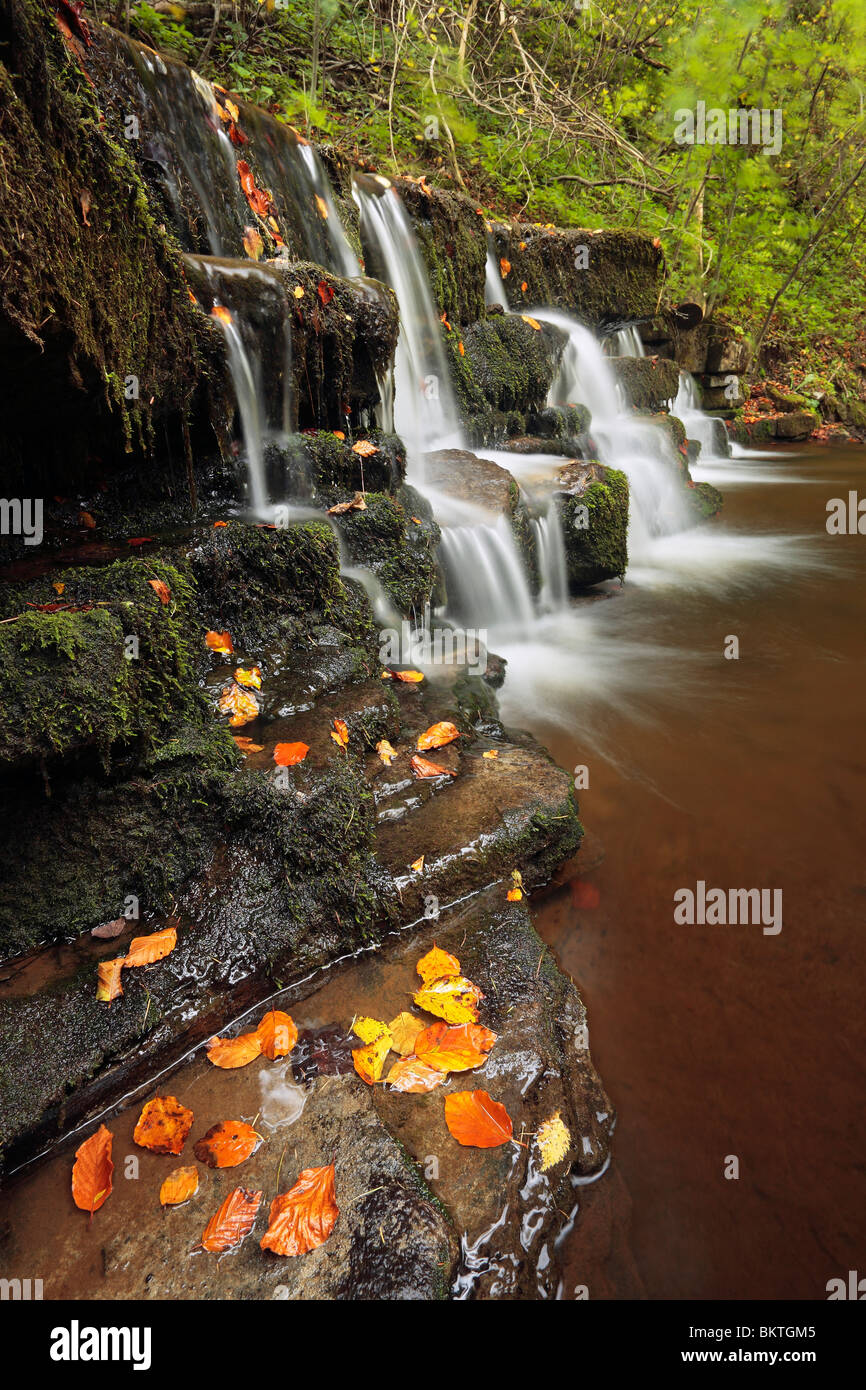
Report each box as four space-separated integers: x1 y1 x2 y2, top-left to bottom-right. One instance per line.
386 1056 445 1092
78 510 96 529
96 958 124 1003
133 1096 194 1155
124 927 177 969
72 1125 114 1215
201 1186 262 1252
273 741 309 766
148 578 171 606
206 1032 263 1070
255 1009 298 1060
444 1089 513 1147
410 754 455 779
243 225 264 260
194 1121 260 1169
260 1165 338 1255
327 491 367 514
160 1166 199 1207
416 720 459 751
91 917 125 940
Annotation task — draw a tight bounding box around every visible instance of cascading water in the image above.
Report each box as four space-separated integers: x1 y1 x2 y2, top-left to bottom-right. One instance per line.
295 144 361 278
607 326 645 358
485 246 509 310
673 371 732 459
533 507 570 612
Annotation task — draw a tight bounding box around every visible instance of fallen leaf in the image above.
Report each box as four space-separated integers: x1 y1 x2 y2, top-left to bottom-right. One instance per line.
52 582 65 595
352 1017 391 1044
72 1125 113 1215
410 754 455 779
386 1057 445 1092
91 918 125 940
206 1032 263 1069
413 975 483 1025
482 749 499 759
124 927 177 969
376 738 398 766
194 1121 260 1169
205 630 234 654
233 736 264 754
457 341 465 356
273 741 309 766
260 1164 338 1255
201 1187 262 1252
160 1166 199 1207
521 315 542 331
382 668 424 683
388 1012 425 1056
127 537 154 546
234 665 262 689
415 1021 497 1072
242 225 264 260
211 304 232 326
351 439 378 457
219 683 260 728
237 159 270 217
352 1032 392 1084
225 99 240 123
96 958 124 1003
333 430 346 440
521 281 528 292
416 944 460 985
148 578 171 606
410 855 425 872
78 510 96 529
314 194 329 220
133 1096 194 1156
293 285 305 299
317 279 335 305
256 1009 298 1060
327 491 367 514
444 1090 513 1147
330 718 349 749
213 520 229 528
499 257 511 277
416 721 459 751
536 1112 571 1171
507 887 523 901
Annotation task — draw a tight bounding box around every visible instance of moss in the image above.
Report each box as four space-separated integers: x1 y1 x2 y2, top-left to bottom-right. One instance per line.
290 429 404 495
325 491 440 617
460 314 564 414
611 356 681 410
559 466 629 587
389 179 487 326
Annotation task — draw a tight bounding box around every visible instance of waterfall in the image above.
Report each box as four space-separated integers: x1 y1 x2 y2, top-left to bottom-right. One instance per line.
354 180 462 460
437 519 536 632
295 144 361 278
538 309 693 554
533 505 570 613
674 371 732 459
607 326 645 358
485 246 509 310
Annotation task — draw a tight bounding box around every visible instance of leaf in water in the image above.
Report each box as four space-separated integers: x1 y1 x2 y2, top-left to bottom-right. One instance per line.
414 1021 497 1073
327 491 367 514
91 917 125 940
352 1032 392 1085
237 159 270 217
386 1056 445 1092
273 741 309 766
194 1121 260 1169
234 665 262 689
201 1186 262 1252
255 1009 298 1060
243 226 264 260
444 1090 513 1147
124 927 177 969
388 1011 425 1057
314 194 329 220
205 629 234 654
148 579 170 606
72 1125 113 1215
233 736 264 754
206 1032 262 1069
133 1096 194 1155
410 754 455 779
376 738 398 766
416 944 460 985
416 721 459 751
96 958 124 1003
211 304 232 326
382 668 424 683
219 683 260 728
260 1165 338 1255
330 718 349 749
536 1112 571 1171
352 1017 391 1044
413 975 484 1025
160 1166 199 1207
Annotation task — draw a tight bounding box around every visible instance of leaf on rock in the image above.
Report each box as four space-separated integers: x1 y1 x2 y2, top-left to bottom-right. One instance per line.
410 855 425 872
521 315 542 331
536 1112 571 1172
330 718 349 749
201 1186 262 1252
205 630 234 654
148 579 171 606
273 741 309 766
388 1011 425 1056
91 917 125 940
327 492 367 514
386 1057 445 1092
160 1166 199 1207
133 1096 194 1155
444 1090 513 1148
376 738 398 766
416 944 461 985
72 1125 113 1215
96 958 124 1003
314 195 329 220
416 721 459 751
256 1009 298 1060
382 668 424 683
317 279 334 305
410 754 455 780
482 749 499 759
352 1032 392 1085
206 1032 263 1069
507 887 523 901
499 257 511 277
413 974 483 1025
414 1021 497 1073
124 927 177 969
243 226 264 260
234 665 262 689
351 439 378 457
194 1121 261 1169
260 1164 338 1256
237 159 271 217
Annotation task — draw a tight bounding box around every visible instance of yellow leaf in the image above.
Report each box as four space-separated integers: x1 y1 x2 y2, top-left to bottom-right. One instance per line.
416 944 460 985
52 581 65 595
521 315 542 331
314 194 329 219
388 1012 425 1057
536 1112 571 1172
413 975 483 1025
293 285 305 299
330 718 349 749
482 749 499 759
376 738 398 766
352 1017 391 1045
352 1032 391 1084
234 665 262 690
96 958 124 1003
410 855 425 872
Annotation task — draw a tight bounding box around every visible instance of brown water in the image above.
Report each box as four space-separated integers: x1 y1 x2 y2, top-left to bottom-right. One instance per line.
512 447 866 1299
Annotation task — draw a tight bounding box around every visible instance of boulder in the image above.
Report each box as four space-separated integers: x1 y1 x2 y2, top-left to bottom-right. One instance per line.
611 355 681 411
555 461 629 587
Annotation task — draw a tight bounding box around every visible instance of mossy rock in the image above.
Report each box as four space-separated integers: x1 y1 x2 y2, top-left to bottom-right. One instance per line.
688 480 724 521
460 314 566 415
390 178 487 326
323 491 440 617
277 429 405 497
557 463 629 587
611 356 681 411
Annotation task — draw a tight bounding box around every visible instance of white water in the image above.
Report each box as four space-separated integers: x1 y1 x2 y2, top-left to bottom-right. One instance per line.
607 326 645 358
673 371 731 460
297 145 361 278
485 247 509 309
438 519 536 632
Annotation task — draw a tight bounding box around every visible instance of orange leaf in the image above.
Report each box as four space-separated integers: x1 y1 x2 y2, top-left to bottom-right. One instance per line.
148 578 171 606
219 683 260 727
237 159 270 217
206 1032 263 1069
72 1125 114 1215
159 1166 199 1207
260 1165 338 1256
273 741 309 766
211 304 232 326
234 665 262 690
233 736 264 754
124 927 177 969
78 509 96 529
413 974 484 1025
499 257 511 277
410 855 425 872
330 718 349 749
521 315 542 331
205 630 234 654
243 225 264 260
416 944 461 984
457 341 465 356
414 1021 497 1072
96 957 124 1003
482 749 499 759
213 520 229 528
376 738 397 766
333 430 346 440
317 279 335 305
386 1057 446 1092
133 1096 194 1155
383 668 424 683
314 194 329 219
194 1120 260 1168
416 721 459 751
201 1186 262 1252
351 439 378 457
444 1089 513 1147
255 1009 298 1060
410 754 455 779
521 281 528 293
352 1032 391 1084
52 581 65 595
